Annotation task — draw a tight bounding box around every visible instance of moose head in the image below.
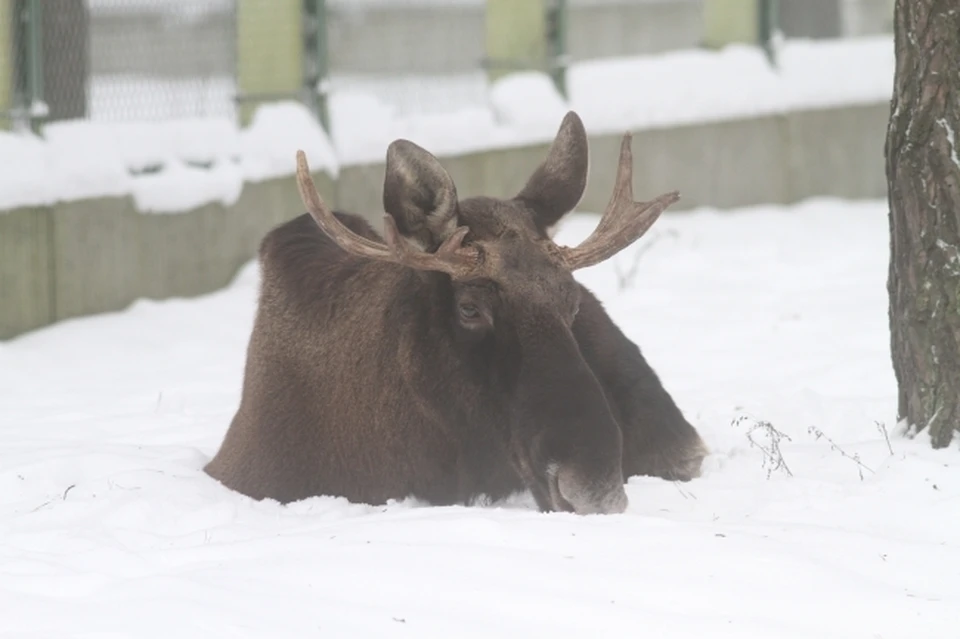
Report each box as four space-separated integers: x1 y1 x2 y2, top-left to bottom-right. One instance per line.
205 111 698 515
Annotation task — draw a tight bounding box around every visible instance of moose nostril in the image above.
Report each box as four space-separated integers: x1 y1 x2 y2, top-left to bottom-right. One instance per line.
557 466 628 515
603 487 629 514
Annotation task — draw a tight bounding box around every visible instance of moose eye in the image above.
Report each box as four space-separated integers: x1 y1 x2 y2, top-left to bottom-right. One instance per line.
459 304 480 320
454 286 495 334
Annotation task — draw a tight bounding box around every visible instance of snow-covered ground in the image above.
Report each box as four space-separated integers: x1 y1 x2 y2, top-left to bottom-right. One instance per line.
0 35 893 214
2 197 957 638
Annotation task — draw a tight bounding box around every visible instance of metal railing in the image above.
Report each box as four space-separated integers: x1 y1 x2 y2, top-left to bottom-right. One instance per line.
0 0 889 134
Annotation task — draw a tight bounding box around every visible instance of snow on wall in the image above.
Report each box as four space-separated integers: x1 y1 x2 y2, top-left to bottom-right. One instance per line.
0 36 893 214
0 102 339 214
89 0 234 22
329 35 894 165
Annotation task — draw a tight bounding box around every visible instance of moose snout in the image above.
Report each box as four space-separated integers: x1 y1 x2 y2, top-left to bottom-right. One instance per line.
555 466 628 515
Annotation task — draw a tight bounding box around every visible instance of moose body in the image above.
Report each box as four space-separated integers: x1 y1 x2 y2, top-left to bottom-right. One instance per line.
205 112 707 514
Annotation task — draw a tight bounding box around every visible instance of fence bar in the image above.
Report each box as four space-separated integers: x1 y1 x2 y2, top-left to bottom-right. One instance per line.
483 0 548 82
759 0 781 66
0 1 10 128
303 0 330 133
546 0 568 98
26 0 43 125
702 0 758 49
236 0 303 126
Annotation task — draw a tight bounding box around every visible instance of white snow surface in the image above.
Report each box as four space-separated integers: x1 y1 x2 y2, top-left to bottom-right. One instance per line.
327 35 895 164
0 102 339 214
88 0 233 22
2 198 958 638
0 36 893 214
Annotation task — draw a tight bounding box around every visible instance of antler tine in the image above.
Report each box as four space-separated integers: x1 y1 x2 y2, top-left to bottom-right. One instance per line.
558 133 680 271
296 150 394 261
381 214 479 277
591 134 636 238
296 150 481 277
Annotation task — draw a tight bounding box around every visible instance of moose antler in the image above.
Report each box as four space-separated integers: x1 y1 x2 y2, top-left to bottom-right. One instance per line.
295 150 481 278
558 133 680 271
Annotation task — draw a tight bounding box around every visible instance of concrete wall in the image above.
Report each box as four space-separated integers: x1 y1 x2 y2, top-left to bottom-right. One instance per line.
336 101 889 219
0 207 53 337
0 172 336 340
0 100 888 341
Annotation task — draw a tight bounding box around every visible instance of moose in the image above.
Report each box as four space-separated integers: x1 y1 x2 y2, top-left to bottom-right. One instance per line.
205 111 707 515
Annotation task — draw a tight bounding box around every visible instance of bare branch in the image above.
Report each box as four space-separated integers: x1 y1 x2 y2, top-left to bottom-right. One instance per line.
732 415 793 479
876 420 895 455
807 426 875 480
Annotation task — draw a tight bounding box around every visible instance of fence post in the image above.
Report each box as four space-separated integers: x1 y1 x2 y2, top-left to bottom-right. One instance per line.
0 0 10 130
702 0 759 49
484 0 548 83
26 0 42 128
236 0 303 126
303 0 330 134
545 0 568 98
758 0 780 66
40 0 88 121
11 0 47 132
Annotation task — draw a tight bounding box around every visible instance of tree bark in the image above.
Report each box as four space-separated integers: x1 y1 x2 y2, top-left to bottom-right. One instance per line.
886 0 960 448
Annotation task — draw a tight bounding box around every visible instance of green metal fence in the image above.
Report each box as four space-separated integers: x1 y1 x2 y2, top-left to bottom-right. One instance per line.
3 0 241 129
0 0 702 133
0 0 891 134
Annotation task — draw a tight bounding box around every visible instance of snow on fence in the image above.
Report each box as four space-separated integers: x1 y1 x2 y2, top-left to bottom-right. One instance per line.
0 36 894 340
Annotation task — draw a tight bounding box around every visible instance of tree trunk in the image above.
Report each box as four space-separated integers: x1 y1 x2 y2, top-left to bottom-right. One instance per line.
886 0 960 448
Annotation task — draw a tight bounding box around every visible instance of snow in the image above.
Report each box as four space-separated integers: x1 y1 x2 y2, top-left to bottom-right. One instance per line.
240 101 341 181
0 101 334 214
488 72 569 131
938 118 960 172
0 131 56 211
568 36 895 135
0 35 893 214
2 197 958 638
328 35 895 165
89 0 233 23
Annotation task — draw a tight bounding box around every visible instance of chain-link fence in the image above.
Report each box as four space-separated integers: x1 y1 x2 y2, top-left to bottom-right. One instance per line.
1 1 703 132
0 0 893 134
89 0 236 121
2 0 237 127
325 0 487 119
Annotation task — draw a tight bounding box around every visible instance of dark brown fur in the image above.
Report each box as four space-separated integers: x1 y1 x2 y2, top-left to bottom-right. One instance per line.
204 112 706 514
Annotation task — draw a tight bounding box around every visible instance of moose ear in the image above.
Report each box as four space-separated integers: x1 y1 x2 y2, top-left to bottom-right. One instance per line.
383 139 460 250
515 111 589 233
